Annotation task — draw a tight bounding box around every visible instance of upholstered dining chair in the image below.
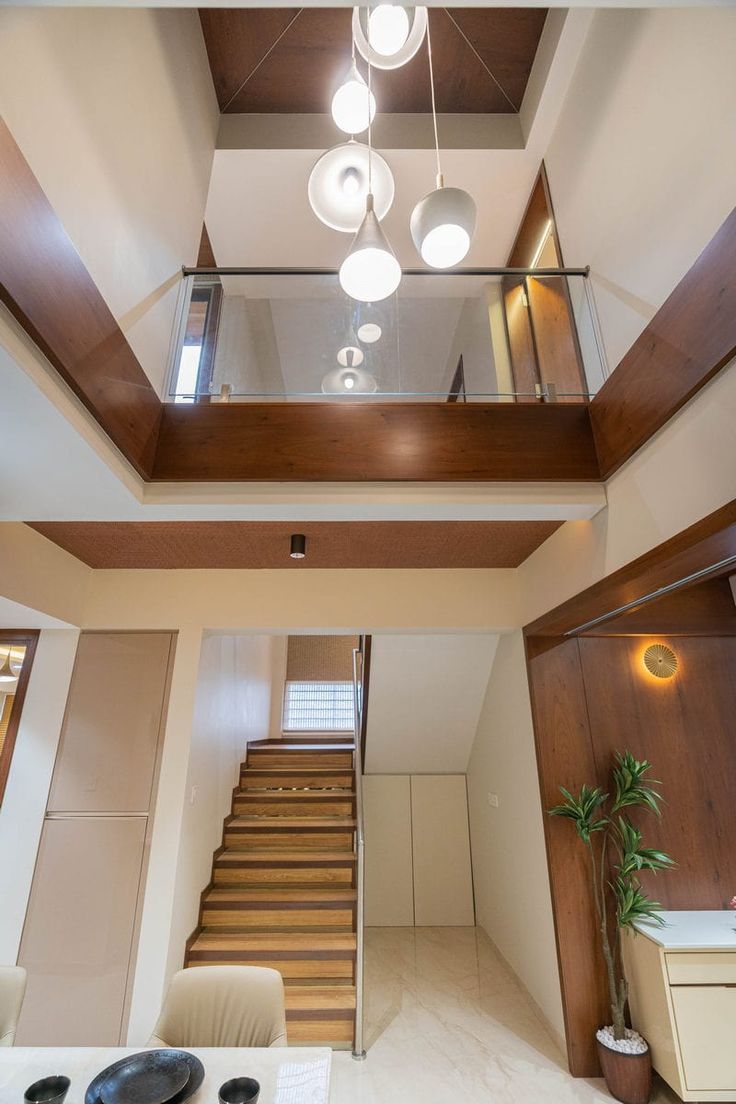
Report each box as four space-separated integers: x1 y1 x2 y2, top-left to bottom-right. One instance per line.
148 966 287 1048
0 966 27 1046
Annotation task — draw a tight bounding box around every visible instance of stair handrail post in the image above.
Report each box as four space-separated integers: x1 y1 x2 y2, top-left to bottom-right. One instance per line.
351 646 367 1060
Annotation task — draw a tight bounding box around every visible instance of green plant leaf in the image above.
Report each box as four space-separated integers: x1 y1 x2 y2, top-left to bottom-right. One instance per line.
611 751 664 815
548 784 609 843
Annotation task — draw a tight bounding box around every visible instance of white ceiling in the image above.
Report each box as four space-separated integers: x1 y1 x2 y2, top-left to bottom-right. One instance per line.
365 633 499 773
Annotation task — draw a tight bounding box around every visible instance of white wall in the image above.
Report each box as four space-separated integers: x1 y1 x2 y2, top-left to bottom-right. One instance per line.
365 634 499 773
0 629 80 964
545 8 736 370
127 632 281 1043
466 631 565 1047
0 8 219 394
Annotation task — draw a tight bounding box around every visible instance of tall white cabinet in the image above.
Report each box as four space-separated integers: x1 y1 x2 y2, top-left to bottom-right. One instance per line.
16 632 175 1046
364 774 474 927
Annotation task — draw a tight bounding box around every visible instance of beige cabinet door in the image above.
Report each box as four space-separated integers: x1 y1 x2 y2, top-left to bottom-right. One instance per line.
671 985 736 1092
48 633 173 813
364 775 414 926
16 816 147 1045
410 775 475 926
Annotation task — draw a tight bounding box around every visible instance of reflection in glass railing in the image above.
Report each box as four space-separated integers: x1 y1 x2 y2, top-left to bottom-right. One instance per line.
167 268 606 403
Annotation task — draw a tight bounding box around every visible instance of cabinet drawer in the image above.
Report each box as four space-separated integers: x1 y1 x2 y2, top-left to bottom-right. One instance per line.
671 985 736 1092
666 952 736 985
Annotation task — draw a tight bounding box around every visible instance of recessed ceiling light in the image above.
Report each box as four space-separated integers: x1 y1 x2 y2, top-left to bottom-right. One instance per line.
357 322 382 344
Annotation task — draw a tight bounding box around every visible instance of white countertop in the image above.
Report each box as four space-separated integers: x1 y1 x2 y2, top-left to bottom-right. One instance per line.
0 1046 331 1104
633 910 736 950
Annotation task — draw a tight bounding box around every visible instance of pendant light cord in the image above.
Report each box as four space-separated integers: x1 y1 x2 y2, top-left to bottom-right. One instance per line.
425 17 443 186
367 57 373 195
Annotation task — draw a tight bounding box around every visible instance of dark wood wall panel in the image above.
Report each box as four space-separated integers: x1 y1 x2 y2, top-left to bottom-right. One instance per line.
585 576 736 637
152 402 601 482
0 120 162 477
527 638 608 1077
525 500 736 637
590 207 736 478
579 634 736 911
527 573 736 1077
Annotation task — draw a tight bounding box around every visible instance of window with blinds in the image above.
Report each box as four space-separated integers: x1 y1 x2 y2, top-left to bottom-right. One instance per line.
282 681 353 732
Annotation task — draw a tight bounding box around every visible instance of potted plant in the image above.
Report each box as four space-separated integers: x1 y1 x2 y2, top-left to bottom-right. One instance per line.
549 751 675 1104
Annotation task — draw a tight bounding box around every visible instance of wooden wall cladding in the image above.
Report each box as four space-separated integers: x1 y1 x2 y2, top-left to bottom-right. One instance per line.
151 402 601 482
590 206 736 478
0 120 162 478
527 577 736 1076
525 499 736 638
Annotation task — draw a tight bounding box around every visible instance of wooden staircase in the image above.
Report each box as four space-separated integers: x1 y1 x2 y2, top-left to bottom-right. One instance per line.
185 735 358 1047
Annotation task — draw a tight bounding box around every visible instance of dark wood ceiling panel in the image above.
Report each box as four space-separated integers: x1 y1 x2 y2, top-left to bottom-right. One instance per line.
27 521 562 570
199 8 547 114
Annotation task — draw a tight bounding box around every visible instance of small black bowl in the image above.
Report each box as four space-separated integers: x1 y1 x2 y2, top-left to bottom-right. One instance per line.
24 1076 71 1104
218 1077 260 1104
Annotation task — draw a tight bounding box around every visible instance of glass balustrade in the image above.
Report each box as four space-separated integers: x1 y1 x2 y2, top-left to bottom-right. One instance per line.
166 268 606 403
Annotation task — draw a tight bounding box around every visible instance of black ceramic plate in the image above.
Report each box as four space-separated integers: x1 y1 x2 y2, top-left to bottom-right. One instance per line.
99 1052 189 1104
85 1051 204 1104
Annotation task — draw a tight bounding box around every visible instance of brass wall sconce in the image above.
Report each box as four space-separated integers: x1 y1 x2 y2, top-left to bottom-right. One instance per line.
643 643 678 679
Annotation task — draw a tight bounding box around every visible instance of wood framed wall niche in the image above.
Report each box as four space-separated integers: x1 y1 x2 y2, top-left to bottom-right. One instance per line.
524 503 736 1077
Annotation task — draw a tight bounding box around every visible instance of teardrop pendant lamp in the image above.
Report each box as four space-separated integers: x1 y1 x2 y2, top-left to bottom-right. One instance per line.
410 17 476 268
339 54 401 303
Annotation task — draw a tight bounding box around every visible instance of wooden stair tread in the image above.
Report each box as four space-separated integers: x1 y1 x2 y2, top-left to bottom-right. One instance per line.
228 816 356 829
250 743 355 752
191 930 356 950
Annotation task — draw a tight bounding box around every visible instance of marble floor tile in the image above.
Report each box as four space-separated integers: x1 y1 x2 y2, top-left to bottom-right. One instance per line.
331 927 680 1104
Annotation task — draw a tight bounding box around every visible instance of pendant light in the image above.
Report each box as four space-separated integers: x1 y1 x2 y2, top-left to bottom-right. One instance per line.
339 58 401 303
357 321 382 343
321 366 378 394
410 18 476 268
331 41 376 136
0 650 17 685
352 5 428 70
308 139 394 232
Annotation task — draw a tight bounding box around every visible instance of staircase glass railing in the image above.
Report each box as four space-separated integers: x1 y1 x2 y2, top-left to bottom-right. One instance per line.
166 266 607 404
351 646 366 1060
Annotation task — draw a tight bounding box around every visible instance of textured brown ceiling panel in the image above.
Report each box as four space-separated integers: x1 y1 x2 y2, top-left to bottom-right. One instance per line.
199 8 548 114
27 521 562 569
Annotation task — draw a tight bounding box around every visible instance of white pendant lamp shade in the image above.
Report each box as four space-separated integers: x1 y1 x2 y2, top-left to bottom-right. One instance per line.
357 322 382 343
0 651 17 685
331 61 376 135
353 6 428 70
308 141 394 232
369 5 410 56
336 344 365 367
339 194 401 303
321 366 378 393
410 175 477 268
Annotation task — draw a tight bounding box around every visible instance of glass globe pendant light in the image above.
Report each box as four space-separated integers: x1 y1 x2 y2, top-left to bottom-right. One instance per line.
331 40 376 136
409 18 476 268
339 60 401 303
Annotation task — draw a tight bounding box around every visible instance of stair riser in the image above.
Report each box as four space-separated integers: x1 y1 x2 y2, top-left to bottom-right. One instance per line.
187 956 355 980
239 771 354 790
247 752 353 769
233 797 355 816
214 863 355 885
286 1019 354 1043
201 907 354 928
224 829 354 851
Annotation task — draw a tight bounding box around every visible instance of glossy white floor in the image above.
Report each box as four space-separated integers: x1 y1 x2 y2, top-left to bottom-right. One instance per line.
332 927 678 1104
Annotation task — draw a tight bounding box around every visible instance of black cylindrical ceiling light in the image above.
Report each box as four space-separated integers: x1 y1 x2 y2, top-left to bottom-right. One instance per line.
290 533 307 560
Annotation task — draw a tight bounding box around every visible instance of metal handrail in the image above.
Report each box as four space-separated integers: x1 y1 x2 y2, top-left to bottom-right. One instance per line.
183 265 590 278
351 647 367 1060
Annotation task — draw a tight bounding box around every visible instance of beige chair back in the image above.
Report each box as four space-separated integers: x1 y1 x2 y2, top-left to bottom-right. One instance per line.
0 966 27 1046
148 966 287 1048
